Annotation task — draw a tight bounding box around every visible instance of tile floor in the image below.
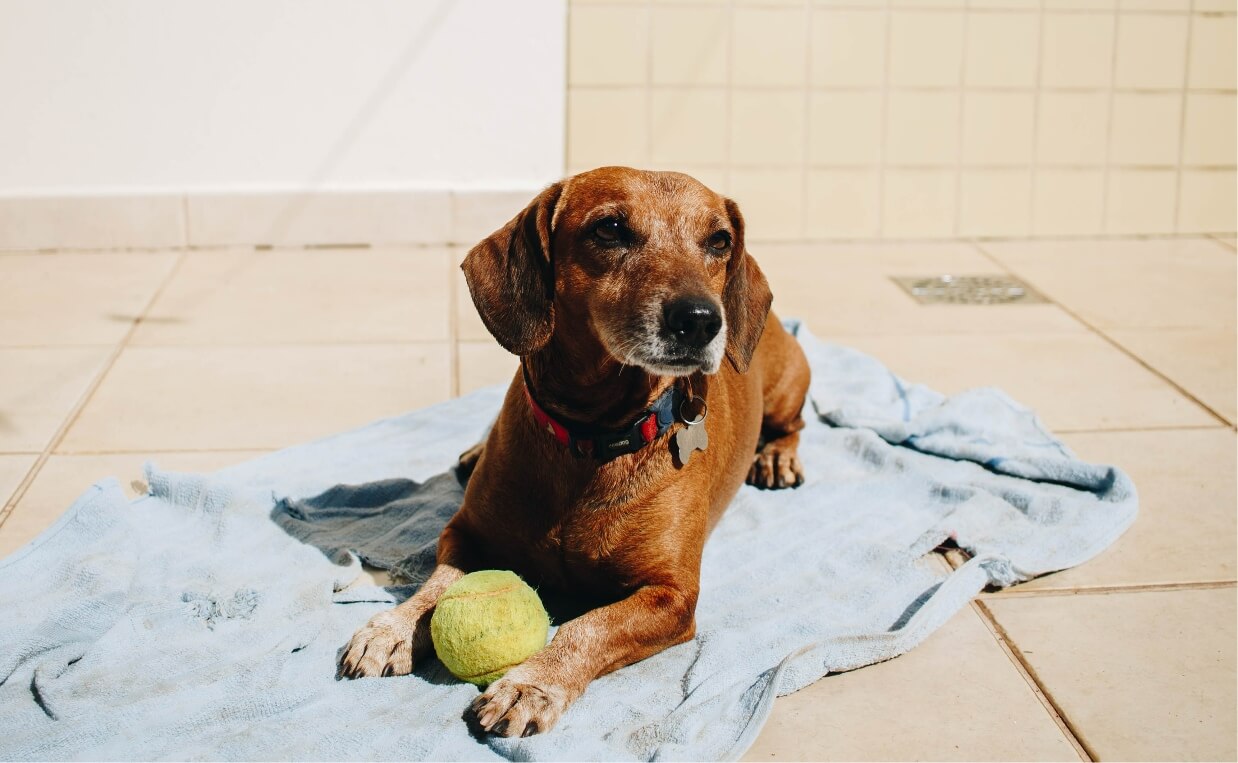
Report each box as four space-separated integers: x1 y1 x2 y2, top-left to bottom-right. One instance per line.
0 237 1234 760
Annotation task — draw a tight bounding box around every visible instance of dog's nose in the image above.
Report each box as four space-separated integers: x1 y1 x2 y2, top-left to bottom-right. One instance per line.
664 298 722 349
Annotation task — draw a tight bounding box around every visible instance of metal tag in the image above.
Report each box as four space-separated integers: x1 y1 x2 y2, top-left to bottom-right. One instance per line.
673 420 708 465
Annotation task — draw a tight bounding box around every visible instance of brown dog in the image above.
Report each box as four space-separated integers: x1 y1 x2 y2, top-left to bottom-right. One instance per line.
339 167 810 737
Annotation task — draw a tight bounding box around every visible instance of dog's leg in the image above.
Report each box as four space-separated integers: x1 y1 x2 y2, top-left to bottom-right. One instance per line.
456 441 485 485
339 523 478 678
470 583 697 737
747 330 810 489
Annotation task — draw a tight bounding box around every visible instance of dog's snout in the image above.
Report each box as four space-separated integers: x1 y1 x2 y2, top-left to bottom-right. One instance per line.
664 298 722 349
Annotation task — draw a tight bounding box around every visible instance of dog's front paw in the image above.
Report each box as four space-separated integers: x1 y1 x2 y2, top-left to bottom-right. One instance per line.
339 609 421 679
469 671 575 738
747 445 804 489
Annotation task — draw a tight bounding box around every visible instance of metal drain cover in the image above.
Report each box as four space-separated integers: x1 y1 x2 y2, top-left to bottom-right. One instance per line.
892 274 1048 305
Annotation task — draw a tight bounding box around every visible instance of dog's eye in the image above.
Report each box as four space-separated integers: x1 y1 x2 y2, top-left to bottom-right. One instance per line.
593 217 625 244
707 231 732 253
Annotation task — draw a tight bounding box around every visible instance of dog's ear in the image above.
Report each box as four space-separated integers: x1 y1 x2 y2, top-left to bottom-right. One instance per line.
721 198 772 373
461 183 564 355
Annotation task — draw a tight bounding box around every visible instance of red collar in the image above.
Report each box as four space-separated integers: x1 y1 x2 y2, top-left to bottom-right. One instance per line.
522 372 681 461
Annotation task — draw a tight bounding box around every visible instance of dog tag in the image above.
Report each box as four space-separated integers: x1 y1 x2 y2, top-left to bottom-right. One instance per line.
674 398 708 465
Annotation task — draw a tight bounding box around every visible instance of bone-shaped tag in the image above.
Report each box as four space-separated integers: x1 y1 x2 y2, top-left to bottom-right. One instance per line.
673 421 708 465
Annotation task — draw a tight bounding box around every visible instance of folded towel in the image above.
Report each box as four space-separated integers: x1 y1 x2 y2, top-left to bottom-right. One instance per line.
0 323 1136 761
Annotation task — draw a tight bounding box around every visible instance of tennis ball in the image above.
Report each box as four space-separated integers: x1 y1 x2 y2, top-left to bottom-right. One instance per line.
430 570 550 687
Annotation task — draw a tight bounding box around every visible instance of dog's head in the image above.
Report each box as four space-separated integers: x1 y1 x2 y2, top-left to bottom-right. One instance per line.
462 167 772 375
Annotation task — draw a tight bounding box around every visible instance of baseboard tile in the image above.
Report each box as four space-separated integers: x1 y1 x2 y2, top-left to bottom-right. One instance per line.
0 195 186 251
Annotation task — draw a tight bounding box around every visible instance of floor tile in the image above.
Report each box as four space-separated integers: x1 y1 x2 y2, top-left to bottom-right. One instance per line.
757 242 1088 337
0 252 178 346
980 238 1236 330
1104 328 1236 424
1013 429 1236 591
0 451 268 559
1212 235 1236 251
841 333 1216 431
458 341 518 396
59 344 451 452
743 604 1080 761
132 249 450 345
0 454 37 507
0 347 112 452
985 588 1237 762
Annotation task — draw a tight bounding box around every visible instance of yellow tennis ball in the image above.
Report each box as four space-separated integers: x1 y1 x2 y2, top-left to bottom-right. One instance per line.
430 570 550 687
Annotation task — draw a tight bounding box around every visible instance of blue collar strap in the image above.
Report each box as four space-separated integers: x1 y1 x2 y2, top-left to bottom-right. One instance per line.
523 375 681 461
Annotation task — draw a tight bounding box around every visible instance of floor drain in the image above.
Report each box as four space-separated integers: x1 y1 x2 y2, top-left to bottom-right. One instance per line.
891 274 1048 305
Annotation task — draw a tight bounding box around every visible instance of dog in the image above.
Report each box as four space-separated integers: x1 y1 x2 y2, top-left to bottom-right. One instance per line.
339 166 810 737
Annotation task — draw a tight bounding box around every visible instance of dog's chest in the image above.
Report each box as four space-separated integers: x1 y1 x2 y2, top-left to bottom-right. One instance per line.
473 440 687 592
506 504 652 594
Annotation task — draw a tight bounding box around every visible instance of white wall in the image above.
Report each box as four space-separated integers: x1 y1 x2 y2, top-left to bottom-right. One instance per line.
0 0 566 195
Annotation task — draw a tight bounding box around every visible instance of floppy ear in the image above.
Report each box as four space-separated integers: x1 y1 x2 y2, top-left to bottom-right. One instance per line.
461 183 563 356
722 198 773 373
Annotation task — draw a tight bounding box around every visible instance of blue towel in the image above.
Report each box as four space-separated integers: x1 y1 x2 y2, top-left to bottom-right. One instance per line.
0 324 1136 761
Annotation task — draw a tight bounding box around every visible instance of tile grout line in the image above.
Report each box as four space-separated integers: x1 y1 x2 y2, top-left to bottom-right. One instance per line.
1052 423 1228 434
876 0 893 238
6 233 1234 258
800 0 813 240
1171 0 1196 234
1211 233 1238 251
1100 5 1122 235
47 340 459 350
576 1 1231 15
979 580 1237 599
569 81 1238 95
561 1 570 176
34 448 278 457
0 244 460 257
447 248 461 398
969 241 1234 428
723 0 735 193
180 194 192 249
0 250 190 528
1028 0 1046 235
952 3 969 237
746 231 1236 245
940 552 1236 599
644 0 654 171
970 600 1096 762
